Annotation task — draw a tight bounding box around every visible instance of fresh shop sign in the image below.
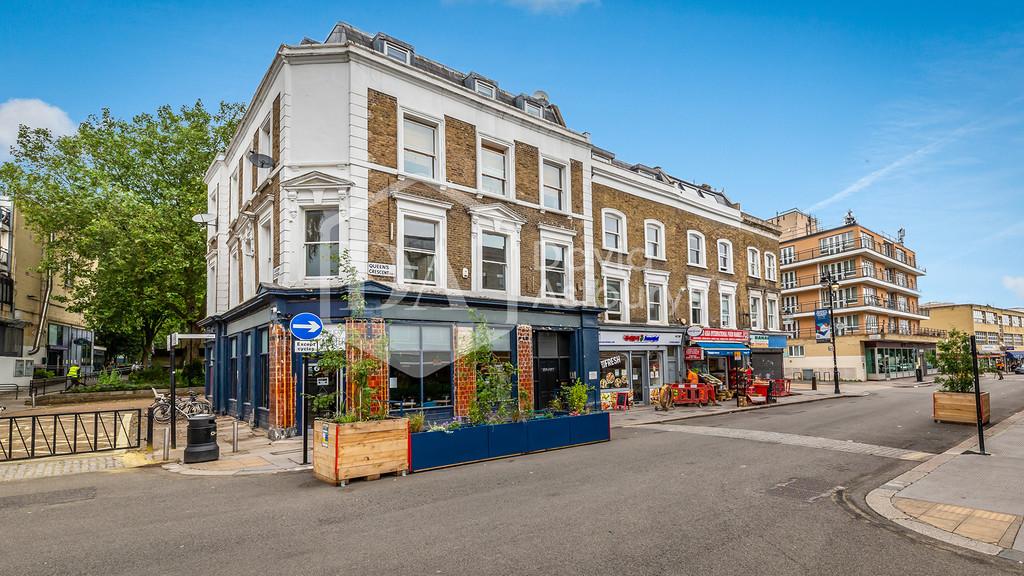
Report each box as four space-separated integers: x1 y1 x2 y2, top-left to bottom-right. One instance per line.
599 331 684 346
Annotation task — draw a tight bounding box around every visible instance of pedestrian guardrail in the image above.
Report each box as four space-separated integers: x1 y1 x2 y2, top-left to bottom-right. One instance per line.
0 408 142 461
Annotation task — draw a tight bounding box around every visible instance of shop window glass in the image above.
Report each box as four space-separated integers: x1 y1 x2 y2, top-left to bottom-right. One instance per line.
388 325 453 409
599 351 629 390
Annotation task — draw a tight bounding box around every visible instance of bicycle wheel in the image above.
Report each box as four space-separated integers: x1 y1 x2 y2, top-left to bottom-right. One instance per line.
152 403 171 423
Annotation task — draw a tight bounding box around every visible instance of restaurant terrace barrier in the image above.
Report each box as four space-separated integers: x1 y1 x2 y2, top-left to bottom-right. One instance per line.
0 408 141 461
409 412 610 472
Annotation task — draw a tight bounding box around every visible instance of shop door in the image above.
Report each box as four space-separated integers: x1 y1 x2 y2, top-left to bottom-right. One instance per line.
534 331 572 410
631 353 647 403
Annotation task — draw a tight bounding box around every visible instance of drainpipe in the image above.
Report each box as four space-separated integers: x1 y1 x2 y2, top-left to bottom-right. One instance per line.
28 271 53 356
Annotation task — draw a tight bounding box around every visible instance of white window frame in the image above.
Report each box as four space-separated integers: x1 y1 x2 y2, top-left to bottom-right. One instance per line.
398 110 444 182
476 135 514 198
257 114 272 185
687 230 707 268
718 280 737 329
475 80 496 98
601 208 627 253
787 345 805 358
764 252 777 282
781 270 796 290
780 246 795 265
749 290 764 330
687 275 711 328
395 193 452 289
470 209 522 297
766 293 779 331
524 101 543 118
644 220 665 260
207 257 217 316
540 157 569 212
228 247 239 308
539 225 576 300
644 270 670 325
384 41 410 64
748 247 761 278
301 207 341 279
257 212 273 284
716 239 733 273
601 263 631 323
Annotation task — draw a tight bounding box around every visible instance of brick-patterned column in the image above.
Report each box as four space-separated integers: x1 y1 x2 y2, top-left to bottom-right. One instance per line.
516 325 534 411
267 323 296 437
345 318 389 416
453 326 476 417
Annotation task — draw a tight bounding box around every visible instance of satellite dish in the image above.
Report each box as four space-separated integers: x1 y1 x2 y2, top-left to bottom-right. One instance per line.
248 150 275 169
192 213 216 226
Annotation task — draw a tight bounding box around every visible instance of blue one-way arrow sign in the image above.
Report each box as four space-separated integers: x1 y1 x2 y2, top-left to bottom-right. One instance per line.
289 312 324 340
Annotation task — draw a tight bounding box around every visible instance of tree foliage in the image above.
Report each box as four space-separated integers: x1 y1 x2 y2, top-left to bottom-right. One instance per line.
0 101 244 362
935 329 977 393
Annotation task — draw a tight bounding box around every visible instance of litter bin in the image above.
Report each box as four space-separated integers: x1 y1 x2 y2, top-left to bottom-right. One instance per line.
915 367 923 382
183 415 219 464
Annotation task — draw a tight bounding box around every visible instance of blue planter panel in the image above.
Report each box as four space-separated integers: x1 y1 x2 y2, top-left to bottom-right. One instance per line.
525 416 573 453
410 425 489 471
488 421 526 458
569 412 610 445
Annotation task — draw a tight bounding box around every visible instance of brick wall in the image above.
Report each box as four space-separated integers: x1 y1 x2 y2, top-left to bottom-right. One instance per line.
516 325 533 410
366 169 582 298
591 182 780 328
453 325 476 417
514 141 540 204
444 115 477 188
368 89 398 168
267 323 295 433
345 318 389 416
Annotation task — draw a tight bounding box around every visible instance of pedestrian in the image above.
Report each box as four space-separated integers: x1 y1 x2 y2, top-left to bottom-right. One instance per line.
66 362 81 388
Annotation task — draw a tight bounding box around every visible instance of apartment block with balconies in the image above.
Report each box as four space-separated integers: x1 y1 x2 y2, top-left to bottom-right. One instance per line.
768 209 938 381
921 303 1024 369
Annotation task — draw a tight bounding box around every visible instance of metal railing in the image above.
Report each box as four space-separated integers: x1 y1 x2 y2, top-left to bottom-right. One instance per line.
782 325 946 340
0 408 141 461
781 267 919 291
781 295 929 317
781 237 923 271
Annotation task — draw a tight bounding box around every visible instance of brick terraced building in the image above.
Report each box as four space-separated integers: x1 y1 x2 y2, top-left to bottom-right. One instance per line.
201 22 784 436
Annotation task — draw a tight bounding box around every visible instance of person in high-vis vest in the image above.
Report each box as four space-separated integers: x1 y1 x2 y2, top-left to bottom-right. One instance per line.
66 363 81 387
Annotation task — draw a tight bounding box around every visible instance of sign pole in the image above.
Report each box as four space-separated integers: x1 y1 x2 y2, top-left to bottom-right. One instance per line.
169 335 177 449
969 335 987 456
301 355 309 465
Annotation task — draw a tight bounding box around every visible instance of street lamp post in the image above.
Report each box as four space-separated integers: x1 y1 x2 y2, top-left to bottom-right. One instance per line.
820 272 842 394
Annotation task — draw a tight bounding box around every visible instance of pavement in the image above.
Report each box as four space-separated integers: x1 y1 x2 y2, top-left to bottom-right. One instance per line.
868 402 1024 561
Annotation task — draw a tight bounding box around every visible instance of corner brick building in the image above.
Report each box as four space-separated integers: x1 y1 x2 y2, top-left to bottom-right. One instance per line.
200 22 784 436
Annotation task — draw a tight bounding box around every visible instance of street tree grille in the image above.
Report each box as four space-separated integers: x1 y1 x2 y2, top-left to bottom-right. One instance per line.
0 409 141 461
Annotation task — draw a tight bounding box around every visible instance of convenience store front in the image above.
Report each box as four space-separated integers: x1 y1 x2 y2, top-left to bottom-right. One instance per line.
598 329 684 408
684 328 750 389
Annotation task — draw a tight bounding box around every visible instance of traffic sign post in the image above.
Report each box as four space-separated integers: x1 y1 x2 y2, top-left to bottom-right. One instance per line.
290 313 324 340
289 313 323 465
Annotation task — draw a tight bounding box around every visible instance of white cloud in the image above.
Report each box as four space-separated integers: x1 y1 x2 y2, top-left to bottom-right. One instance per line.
0 98 75 161
503 0 598 13
1003 276 1024 300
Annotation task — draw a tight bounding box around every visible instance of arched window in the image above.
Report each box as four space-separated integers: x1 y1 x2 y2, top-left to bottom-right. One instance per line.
716 239 733 273
602 209 627 252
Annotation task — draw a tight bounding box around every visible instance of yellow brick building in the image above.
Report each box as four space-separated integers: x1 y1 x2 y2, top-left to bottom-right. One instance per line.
921 303 1024 369
768 209 941 381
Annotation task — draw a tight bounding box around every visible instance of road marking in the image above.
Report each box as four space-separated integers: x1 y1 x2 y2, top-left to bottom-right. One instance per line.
640 423 935 461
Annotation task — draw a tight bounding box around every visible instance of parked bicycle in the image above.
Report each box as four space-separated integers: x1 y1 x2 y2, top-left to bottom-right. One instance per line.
149 388 212 423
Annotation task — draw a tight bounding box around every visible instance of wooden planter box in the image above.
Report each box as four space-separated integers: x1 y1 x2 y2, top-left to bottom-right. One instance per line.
933 391 990 425
410 412 611 472
312 418 409 485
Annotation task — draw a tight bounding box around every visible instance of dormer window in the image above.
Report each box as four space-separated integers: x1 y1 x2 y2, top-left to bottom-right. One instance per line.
524 101 543 118
475 81 496 99
384 42 410 64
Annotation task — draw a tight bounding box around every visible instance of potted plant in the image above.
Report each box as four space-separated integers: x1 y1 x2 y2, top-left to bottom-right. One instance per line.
933 329 990 424
311 256 409 486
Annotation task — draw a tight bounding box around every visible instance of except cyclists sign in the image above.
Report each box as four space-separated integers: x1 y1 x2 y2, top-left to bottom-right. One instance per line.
289 312 324 340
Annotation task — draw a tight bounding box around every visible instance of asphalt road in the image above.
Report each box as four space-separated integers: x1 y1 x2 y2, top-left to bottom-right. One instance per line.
3 377 1024 576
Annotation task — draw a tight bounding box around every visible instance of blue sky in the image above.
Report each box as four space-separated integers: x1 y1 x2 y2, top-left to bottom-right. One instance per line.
2 0 1022 307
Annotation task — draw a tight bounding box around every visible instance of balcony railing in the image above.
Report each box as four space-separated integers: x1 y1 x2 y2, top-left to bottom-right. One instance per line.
781 295 929 317
783 325 946 340
781 237 923 271
781 267 918 291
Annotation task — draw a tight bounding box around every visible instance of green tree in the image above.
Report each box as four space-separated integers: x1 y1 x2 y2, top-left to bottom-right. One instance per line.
935 329 976 393
0 101 244 364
